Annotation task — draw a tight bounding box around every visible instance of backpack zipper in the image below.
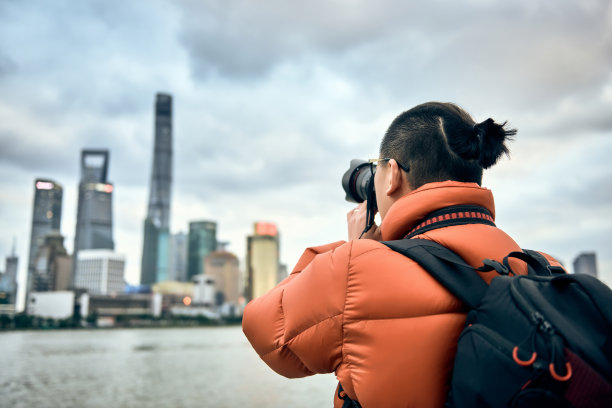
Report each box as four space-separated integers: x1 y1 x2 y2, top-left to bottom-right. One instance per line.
509 277 556 336
509 276 569 380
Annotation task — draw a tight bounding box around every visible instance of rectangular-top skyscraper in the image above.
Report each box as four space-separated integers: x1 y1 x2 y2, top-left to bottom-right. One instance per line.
573 252 598 277
141 93 173 285
28 179 63 274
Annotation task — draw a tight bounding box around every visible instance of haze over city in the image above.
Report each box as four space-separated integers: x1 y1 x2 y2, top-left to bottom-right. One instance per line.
1 0 611 308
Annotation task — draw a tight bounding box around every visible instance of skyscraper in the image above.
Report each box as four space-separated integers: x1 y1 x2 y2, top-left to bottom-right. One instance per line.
0 243 18 306
169 232 188 282
187 221 217 281
245 222 280 301
573 252 597 277
27 179 62 288
141 93 173 285
73 150 114 281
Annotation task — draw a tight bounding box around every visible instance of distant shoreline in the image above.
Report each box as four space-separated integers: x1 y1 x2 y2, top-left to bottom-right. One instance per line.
0 322 243 333
0 314 242 332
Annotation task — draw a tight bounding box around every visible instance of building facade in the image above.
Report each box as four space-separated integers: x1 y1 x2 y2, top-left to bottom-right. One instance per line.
205 250 241 305
187 221 217 281
245 222 280 301
141 93 173 285
27 179 63 291
74 249 125 295
0 247 18 306
73 150 114 281
169 232 187 282
573 252 598 277
31 232 72 292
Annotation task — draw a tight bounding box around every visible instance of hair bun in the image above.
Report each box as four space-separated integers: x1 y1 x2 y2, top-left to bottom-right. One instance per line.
473 118 516 169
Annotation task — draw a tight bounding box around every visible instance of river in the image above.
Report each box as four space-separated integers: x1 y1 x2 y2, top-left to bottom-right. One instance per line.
0 326 337 407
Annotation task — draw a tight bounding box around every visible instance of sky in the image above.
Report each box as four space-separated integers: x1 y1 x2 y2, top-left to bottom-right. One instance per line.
1 0 611 309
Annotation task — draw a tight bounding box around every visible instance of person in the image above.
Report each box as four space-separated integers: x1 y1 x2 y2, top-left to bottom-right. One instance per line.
242 102 563 408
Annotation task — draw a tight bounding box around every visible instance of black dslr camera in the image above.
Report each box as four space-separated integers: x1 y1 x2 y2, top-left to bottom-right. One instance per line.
341 159 374 204
342 159 377 233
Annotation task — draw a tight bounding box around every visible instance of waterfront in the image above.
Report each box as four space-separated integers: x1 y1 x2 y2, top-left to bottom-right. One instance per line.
0 326 337 407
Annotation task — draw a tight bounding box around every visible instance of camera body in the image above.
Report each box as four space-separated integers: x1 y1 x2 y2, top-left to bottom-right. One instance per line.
342 159 377 210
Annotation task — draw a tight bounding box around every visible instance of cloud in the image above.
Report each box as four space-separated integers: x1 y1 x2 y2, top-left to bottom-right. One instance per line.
1 0 612 299
175 0 612 99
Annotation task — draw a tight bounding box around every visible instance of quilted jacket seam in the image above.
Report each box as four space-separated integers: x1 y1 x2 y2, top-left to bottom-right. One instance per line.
340 240 357 401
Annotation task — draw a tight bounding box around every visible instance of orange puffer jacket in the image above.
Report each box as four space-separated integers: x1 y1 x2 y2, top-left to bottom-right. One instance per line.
242 181 561 408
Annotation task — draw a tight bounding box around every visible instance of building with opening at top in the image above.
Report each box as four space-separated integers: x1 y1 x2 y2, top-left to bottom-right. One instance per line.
73 150 114 285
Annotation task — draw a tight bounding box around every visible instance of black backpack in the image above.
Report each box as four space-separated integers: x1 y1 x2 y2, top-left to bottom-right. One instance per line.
380 238 612 408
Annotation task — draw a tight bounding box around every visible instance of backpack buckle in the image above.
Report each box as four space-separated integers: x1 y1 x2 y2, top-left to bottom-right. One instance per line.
547 265 565 275
479 259 511 275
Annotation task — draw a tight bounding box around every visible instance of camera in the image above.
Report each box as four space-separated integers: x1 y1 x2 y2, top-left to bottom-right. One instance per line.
342 159 375 205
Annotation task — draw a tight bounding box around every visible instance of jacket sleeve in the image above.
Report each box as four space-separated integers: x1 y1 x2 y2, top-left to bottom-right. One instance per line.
242 240 350 378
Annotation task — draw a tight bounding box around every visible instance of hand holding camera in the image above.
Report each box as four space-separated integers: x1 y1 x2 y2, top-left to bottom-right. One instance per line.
343 159 380 240
347 202 381 241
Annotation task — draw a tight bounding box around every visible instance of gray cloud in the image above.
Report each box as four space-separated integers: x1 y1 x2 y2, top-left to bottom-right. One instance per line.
1 0 611 294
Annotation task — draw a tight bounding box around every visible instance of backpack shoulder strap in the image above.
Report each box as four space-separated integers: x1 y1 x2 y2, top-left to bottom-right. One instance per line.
522 249 566 275
383 238 488 309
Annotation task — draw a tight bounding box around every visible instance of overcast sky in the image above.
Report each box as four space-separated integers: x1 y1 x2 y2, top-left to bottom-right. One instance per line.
1 0 611 308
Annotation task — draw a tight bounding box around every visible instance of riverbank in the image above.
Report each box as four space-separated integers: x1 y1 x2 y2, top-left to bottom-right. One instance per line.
0 312 242 331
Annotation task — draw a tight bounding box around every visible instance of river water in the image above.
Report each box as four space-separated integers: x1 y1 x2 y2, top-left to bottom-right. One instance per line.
0 326 337 407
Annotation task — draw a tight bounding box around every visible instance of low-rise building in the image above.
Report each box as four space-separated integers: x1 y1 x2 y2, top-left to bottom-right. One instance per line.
75 249 125 295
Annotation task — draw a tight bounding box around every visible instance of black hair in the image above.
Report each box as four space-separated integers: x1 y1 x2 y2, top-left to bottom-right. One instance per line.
380 102 516 189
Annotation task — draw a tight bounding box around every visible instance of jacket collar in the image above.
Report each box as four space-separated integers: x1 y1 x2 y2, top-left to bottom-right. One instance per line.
380 181 496 241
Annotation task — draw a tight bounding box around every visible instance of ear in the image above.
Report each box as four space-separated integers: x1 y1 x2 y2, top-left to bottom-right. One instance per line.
385 159 404 196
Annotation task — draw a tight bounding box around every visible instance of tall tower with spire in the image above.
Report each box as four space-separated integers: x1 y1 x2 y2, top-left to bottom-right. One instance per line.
141 93 173 285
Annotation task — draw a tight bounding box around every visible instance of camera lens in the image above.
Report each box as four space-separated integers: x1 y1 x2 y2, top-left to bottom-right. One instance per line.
342 159 373 203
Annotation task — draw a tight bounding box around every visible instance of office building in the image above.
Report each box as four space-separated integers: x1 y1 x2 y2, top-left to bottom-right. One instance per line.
573 252 597 277
205 250 240 305
169 232 188 282
73 150 114 282
187 221 217 280
27 179 62 290
192 274 216 306
74 249 125 295
141 93 173 285
245 222 280 301
0 245 18 306
31 232 72 292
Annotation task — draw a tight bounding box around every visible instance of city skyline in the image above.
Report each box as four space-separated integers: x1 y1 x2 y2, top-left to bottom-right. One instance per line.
1 1 611 307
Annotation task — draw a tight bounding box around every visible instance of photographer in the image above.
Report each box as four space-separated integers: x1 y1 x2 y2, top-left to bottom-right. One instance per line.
242 102 562 407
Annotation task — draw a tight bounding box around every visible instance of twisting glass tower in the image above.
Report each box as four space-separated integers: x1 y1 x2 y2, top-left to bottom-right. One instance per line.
141 93 173 285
